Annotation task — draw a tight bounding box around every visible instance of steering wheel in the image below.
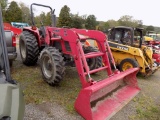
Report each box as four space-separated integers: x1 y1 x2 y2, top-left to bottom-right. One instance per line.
121 38 131 46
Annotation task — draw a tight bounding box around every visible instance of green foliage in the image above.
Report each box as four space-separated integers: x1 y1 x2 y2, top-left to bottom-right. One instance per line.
104 22 109 29
5 1 22 22
142 28 147 36
39 12 46 25
19 2 31 25
154 26 160 33
45 12 52 25
70 14 84 28
34 12 44 27
0 0 8 9
85 15 97 30
95 21 106 31
146 25 154 32
34 11 52 27
104 19 119 29
99 20 119 33
118 15 141 27
137 20 143 28
97 15 145 33
0 0 8 21
131 94 160 119
57 5 71 27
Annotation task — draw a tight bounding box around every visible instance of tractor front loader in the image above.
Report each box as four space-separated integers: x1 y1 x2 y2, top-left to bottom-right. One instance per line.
19 3 140 120
107 26 159 77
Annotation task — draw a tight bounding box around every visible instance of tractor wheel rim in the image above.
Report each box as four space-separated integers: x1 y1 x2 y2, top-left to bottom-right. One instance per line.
42 55 53 78
122 62 133 71
20 40 26 59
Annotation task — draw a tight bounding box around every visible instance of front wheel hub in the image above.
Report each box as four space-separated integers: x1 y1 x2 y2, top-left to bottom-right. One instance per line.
122 62 133 71
42 56 53 78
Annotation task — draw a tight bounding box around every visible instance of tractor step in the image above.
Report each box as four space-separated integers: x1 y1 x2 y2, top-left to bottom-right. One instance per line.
84 66 108 75
84 52 104 58
51 37 61 41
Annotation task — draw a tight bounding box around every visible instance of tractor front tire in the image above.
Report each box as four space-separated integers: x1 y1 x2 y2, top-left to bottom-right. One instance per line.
19 31 39 66
40 47 65 86
119 58 139 71
83 46 102 70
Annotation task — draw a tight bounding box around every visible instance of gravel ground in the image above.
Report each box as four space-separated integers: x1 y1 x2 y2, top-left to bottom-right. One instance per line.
24 103 83 120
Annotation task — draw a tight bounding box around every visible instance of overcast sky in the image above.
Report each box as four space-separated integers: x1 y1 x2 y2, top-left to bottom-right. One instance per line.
9 0 160 27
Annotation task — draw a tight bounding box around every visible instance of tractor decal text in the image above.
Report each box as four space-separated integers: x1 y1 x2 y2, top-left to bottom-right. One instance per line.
108 42 129 51
117 46 129 51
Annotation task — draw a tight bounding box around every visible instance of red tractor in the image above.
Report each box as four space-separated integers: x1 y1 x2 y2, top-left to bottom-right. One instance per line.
145 42 160 66
19 3 140 120
144 32 160 66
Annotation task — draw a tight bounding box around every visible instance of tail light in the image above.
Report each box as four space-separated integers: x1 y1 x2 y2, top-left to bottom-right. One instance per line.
12 34 16 47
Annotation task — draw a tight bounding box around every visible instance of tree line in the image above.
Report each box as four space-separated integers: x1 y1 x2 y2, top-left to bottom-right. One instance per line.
0 0 158 34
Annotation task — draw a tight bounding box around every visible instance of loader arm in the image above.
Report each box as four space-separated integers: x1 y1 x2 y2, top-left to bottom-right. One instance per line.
47 27 140 120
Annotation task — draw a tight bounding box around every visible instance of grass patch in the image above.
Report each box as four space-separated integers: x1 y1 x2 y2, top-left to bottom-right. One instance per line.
129 93 160 120
11 61 107 114
12 60 160 118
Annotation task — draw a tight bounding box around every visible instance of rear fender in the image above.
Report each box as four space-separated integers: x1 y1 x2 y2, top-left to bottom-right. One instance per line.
23 27 41 46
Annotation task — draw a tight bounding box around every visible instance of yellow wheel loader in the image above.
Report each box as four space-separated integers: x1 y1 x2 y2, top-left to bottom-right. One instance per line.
144 36 153 41
106 26 159 76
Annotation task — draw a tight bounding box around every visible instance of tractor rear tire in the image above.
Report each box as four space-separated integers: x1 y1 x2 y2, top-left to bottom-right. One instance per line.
119 58 139 71
19 31 39 66
40 47 65 86
83 46 102 70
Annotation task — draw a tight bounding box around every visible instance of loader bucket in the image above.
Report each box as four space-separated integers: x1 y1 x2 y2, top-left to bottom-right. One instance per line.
75 68 140 120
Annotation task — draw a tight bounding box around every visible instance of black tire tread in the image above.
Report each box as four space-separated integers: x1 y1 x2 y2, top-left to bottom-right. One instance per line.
40 47 65 86
19 31 39 66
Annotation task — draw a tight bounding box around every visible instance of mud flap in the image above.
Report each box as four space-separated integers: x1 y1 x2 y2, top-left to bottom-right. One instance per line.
75 68 140 120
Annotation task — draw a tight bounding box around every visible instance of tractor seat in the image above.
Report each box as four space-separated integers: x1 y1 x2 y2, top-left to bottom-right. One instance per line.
39 26 46 38
115 31 122 43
